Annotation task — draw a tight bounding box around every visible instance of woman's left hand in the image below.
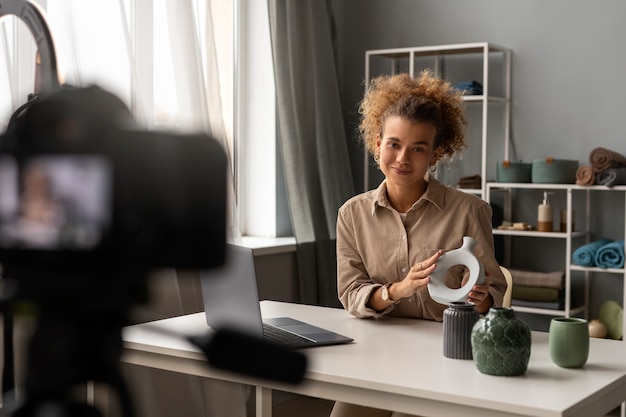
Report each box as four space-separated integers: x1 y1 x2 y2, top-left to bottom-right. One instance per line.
464 269 493 313
467 283 490 305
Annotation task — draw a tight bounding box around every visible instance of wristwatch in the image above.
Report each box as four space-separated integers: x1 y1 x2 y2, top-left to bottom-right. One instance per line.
381 283 395 303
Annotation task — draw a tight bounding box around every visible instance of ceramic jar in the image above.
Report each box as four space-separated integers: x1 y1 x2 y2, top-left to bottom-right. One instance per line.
549 317 589 368
443 301 480 359
471 307 531 376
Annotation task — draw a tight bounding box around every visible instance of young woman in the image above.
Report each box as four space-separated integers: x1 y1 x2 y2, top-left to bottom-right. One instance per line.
332 70 507 417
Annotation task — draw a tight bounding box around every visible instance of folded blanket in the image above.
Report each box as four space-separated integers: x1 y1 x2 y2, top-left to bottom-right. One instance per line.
595 240 625 269
573 238 613 266
575 165 595 186
596 167 626 187
590 147 626 173
512 299 564 310
458 174 481 189
508 269 564 289
512 285 561 302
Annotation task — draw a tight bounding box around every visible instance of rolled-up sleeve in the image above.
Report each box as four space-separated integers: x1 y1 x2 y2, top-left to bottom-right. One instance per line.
336 202 393 318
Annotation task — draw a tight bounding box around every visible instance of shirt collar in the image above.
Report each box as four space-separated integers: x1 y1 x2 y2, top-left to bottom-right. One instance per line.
371 175 446 215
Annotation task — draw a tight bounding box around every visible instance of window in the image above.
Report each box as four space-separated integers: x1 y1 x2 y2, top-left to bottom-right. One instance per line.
1 0 288 240
236 0 289 238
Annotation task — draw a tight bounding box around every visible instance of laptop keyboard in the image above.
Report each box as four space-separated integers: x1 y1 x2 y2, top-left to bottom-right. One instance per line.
262 323 316 347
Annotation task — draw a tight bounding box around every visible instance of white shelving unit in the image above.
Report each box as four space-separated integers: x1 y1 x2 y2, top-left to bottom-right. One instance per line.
486 182 626 341
363 42 626 349
363 42 512 197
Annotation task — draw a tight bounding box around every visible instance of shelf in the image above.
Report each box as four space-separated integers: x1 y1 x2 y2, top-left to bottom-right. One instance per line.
512 304 586 317
570 265 626 274
462 95 508 103
493 229 587 238
364 42 512 196
489 181 626 339
457 187 482 195
487 182 626 191
364 42 511 59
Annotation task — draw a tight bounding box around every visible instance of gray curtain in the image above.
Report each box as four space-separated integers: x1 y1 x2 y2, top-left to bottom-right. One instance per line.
268 0 355 307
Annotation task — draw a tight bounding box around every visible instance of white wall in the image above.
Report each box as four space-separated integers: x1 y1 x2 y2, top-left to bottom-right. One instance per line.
332 0 626 329
333 0 626 183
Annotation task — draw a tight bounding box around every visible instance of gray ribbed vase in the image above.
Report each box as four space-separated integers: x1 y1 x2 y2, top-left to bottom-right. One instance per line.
443 301 480 359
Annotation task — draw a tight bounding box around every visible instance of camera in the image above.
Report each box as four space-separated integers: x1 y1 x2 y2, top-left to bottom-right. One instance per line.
0 85 228 417
0 85 228 275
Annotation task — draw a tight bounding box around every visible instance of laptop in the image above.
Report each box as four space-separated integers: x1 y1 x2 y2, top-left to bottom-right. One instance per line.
200 244 353 349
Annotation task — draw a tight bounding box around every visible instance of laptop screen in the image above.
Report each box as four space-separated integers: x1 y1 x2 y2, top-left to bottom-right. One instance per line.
200 244 265 337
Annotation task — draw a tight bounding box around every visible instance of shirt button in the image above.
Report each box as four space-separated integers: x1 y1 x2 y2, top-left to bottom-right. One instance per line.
402 267 408 273
401 235 406 240
408 298 413 303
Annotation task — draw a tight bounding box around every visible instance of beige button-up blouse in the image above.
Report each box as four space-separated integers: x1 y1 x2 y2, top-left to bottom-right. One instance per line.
336 176 506 321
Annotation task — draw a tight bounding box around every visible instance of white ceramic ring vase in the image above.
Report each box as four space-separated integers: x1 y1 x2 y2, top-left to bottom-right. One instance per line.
427 236 486 305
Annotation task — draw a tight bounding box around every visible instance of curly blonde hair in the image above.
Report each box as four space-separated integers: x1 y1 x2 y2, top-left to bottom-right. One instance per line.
358 70 467 163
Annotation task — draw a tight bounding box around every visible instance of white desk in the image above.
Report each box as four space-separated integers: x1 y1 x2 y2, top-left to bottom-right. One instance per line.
122 301 626 417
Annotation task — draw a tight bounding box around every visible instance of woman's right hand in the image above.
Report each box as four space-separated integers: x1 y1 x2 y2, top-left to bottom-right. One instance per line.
393 250 443 299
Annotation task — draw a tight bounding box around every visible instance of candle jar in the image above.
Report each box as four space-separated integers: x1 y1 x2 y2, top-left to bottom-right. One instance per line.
560 208 575 233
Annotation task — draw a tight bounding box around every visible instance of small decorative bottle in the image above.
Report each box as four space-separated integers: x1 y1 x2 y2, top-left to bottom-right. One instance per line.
471 307 532 376
537 191 554 232
443 301 480 360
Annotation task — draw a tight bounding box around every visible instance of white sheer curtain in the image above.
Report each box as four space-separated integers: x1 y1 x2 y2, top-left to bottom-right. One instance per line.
3 0 237 211
3 0 239 241
0 12 38 131
37 1 229 129
1 1 246 416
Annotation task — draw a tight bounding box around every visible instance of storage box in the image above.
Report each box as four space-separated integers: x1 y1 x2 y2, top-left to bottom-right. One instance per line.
496 161 532 183
532 158 579 184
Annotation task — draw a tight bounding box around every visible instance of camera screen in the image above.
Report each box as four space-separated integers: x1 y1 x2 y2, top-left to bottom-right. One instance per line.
0 155 111 250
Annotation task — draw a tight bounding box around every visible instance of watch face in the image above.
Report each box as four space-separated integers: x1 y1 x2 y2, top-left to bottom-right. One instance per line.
382 286 389 301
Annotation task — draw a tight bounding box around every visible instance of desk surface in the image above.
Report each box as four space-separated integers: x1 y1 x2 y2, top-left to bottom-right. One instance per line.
123 301 626 417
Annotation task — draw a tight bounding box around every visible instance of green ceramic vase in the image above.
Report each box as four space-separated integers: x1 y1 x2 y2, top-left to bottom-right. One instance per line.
471 307 532 376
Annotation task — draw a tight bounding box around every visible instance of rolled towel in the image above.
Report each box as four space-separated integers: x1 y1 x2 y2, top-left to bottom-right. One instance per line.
590 147 626 173
596 167 626 187
573 238 613 266
575 165 595 185
595 240 625 269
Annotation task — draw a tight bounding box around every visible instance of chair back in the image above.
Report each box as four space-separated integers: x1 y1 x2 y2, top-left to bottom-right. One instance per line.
499 266 513 308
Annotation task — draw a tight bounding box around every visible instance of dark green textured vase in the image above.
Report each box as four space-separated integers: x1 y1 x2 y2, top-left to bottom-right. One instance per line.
471 307 531 376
